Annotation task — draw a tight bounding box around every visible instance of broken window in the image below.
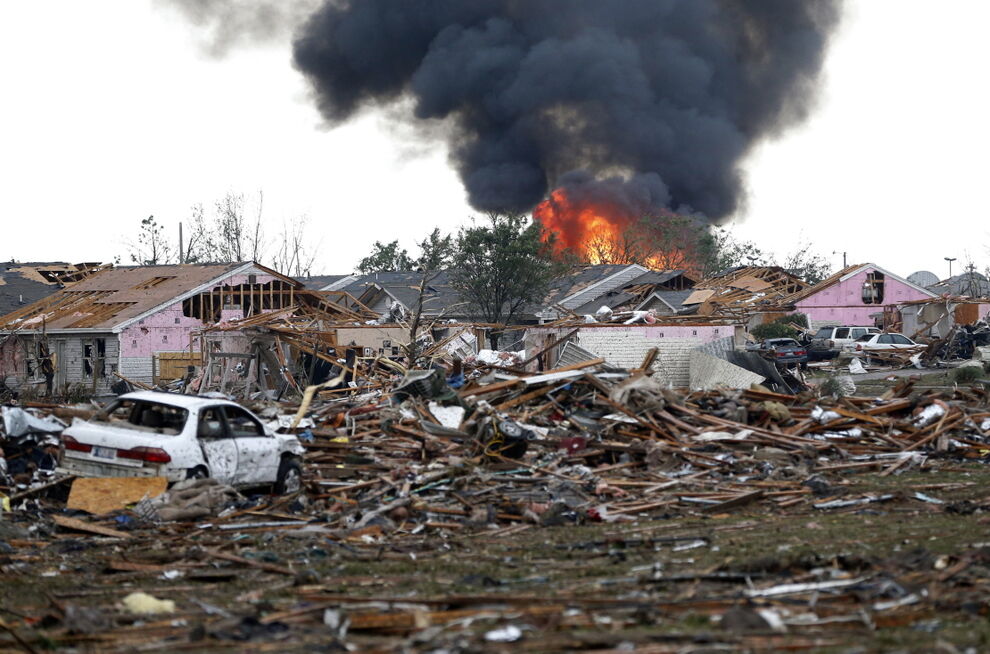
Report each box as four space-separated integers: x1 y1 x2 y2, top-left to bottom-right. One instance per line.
223 406 264 437
862 272 885 305
83 342 92 377
82 338 106 378
94 399 188 435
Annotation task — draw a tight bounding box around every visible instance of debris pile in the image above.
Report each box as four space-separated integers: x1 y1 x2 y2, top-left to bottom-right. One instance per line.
0 405 65 492
1 358 990 650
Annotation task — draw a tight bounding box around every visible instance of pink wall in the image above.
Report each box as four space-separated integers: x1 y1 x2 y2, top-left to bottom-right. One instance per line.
796 267 931 326
119 273 278 358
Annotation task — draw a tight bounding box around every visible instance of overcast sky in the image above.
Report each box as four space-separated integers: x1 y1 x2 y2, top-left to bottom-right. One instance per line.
1 1 987 279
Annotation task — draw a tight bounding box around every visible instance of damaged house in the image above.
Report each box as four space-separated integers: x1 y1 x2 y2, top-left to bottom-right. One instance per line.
679 266 809 327
0 262 304 395
781 263 937 329
337 271 468 322
537 264 696 322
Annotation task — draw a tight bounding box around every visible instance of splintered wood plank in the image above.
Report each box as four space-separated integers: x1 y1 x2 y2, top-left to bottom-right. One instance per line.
67 476 168 515
52 515 131 539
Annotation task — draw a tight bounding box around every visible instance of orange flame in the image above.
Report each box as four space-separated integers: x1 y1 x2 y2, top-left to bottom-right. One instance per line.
533 189 632 263
533 188 689 270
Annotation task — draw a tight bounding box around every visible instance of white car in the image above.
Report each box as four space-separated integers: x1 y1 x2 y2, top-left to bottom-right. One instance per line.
842 332 922 354
60 391 305 493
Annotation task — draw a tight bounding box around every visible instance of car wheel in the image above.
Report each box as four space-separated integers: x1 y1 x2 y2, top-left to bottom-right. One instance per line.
274 459 302 495
187 466 209 480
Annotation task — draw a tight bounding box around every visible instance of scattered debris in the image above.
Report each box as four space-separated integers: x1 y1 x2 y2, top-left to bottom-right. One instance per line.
0 336 987 651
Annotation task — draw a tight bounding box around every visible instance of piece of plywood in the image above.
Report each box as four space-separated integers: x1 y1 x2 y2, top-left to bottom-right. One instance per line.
682 288 715 305
728 275 773 292
954 303 979 325
67 476 168 515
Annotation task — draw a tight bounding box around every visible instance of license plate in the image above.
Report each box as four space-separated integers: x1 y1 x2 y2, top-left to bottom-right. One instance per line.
92 446 116 459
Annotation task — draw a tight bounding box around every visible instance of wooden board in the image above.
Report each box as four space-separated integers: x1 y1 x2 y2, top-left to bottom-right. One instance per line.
52 514 132 539
728 275 773 292
955 303 980 325
155 351 202 382
682 288 715 305
67 476 168 515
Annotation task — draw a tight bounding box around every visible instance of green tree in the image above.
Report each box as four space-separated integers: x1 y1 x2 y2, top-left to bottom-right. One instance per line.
782 241 833 285
416 228 453 271
450 213 560 348
701 227 772 277
357 240 414 273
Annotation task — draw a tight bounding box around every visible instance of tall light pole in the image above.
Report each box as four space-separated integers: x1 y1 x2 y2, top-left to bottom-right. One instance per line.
944 257 957 279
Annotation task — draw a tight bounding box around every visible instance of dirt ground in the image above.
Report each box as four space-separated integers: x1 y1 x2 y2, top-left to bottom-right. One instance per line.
1 459 988 653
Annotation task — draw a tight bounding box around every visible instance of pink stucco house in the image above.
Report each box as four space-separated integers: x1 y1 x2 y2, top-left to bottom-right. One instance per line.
0 262 301 395
784 263 936 328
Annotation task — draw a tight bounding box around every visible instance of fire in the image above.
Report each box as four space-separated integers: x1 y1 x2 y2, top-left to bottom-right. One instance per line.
533 189 633 263
533 188 691 270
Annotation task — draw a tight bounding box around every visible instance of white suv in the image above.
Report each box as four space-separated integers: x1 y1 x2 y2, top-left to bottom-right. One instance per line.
809 326 880 360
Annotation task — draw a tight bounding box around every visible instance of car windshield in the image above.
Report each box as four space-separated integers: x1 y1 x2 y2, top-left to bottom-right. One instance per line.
768 339 799 347
814 328 833 338
93 399 189 435
854 334 874 342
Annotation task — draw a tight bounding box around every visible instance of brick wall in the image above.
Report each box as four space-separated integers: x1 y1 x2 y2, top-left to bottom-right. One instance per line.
583 332 698 385
576 325 733 387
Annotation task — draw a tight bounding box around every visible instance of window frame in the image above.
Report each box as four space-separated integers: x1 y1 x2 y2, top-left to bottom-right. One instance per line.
221 405 266 438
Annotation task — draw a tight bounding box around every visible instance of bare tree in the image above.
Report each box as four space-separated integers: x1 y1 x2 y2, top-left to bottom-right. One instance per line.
577 214 712 275
124 190 322 270
272 215 319 277
181 203 210 263
584 225 648 265
211 192 246 261
127 215 174 265
248 190 265 262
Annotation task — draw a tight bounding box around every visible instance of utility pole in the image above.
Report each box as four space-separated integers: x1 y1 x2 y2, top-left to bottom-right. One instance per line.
944 256 956 279
178 222 184 264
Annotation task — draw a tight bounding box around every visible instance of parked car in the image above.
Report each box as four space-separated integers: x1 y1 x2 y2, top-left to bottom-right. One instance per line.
842 332 922 355
752 338 809 367
59 391 305 493
808 326 881 360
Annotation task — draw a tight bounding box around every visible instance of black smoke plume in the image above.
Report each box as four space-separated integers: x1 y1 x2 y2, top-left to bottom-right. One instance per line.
292 0 842 218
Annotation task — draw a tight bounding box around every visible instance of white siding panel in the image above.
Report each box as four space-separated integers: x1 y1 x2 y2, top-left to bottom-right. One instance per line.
119 356 154 384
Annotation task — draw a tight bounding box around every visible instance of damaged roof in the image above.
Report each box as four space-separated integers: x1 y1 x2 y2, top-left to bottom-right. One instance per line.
0 262 105 317
781 263 937 305
298 274 351 291
542 264 645 308
683 266 809 316
0 262 297 332
926 271 990 298
342 271 466 317
571 279 696 315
